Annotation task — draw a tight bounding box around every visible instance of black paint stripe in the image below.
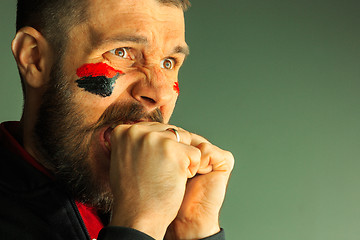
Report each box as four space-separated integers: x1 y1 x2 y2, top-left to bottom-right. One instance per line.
75 73 120 97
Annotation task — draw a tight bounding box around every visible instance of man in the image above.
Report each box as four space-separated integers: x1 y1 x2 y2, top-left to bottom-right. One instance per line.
0 0 234 239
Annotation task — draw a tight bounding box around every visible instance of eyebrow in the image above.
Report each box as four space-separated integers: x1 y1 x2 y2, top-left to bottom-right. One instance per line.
93 33 190 57
173 45 190 57
97 35 148 46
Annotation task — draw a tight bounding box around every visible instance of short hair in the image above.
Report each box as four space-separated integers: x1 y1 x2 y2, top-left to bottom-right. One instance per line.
158 0 191 11
16 0 190 50
16 0 87 56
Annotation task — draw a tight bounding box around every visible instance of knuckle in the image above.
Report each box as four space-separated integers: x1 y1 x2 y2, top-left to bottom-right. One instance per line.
111 125 128 141
165 124 177 130
197 142 212 151
224 150 235 170
162 138 175 154
187 146 201 167
162 139 186 166
181 130 192 144
142 131 161 145
191 146 202 159
126 124 141 136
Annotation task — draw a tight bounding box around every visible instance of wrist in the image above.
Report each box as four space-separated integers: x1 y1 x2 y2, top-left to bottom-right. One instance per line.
110 209 169 240
167 218 220 240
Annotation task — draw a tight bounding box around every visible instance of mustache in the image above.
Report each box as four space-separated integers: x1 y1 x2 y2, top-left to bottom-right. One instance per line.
88 102 164 131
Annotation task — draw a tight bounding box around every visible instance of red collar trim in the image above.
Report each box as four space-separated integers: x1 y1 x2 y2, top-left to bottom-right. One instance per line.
1 121 104 237
76 201 104 239
0 121 54 179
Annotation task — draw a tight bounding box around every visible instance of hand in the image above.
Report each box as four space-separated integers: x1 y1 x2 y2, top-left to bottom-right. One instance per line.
108 122 202 240
165 133 235 240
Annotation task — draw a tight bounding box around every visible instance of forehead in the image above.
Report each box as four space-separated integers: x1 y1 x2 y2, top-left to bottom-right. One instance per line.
85 0 186 50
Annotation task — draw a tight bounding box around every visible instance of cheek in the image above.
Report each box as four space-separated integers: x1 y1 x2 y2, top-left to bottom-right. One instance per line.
173 82 180 95
161 95 178 123
103 52 135 72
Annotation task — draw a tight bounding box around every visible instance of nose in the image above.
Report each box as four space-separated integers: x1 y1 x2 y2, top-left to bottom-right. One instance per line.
131 66 174 111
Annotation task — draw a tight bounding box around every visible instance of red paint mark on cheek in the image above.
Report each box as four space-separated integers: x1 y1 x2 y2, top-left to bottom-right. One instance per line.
173 82 180 95
76 62 124 78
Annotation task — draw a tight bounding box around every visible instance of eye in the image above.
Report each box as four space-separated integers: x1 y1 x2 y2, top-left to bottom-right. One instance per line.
160 58 175 70
110 47 130 59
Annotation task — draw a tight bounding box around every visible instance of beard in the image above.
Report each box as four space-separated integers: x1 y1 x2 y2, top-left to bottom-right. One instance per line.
33 60 163 212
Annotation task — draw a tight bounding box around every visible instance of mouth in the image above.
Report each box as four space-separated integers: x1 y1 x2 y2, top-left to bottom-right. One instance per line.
100 120 148 153
103 127 114 151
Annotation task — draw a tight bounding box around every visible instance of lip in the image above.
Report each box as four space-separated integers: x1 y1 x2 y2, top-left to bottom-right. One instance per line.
99 126 113 158
103 127 113 149
99 120 150 155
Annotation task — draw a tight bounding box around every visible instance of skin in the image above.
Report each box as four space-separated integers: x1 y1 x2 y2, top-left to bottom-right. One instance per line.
11 0 234 239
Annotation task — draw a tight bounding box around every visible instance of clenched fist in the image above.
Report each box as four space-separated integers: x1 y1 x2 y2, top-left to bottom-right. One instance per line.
108 122 234 240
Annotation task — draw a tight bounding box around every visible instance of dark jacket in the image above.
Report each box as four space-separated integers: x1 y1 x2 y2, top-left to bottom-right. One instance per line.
0 122 224 240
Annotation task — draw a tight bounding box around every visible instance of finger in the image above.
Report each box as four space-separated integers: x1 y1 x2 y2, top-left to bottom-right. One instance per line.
112 122 178 142
130 121 168 127
120 122 192 144
163 128 192 145
189 132 210 147
111 123 199 175
118 121 176 130
197 142 235 174
111 123 193 153
197 164 213 174
184 145 201 178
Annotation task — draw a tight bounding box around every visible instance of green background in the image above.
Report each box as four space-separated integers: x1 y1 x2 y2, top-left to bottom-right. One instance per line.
1 0 360 239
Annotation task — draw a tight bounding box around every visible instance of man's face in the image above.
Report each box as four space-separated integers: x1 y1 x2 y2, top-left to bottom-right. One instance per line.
65 0 187 118
34 0 187 210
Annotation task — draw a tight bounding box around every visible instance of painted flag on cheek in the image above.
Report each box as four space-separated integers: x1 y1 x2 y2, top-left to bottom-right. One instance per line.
75 62 124 97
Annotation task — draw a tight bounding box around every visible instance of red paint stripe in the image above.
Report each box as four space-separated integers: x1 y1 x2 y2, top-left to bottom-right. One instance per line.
76 62 123 78
173 82 180 94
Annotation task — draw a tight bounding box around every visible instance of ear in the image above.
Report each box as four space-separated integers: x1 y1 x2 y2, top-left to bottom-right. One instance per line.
11 27 53 89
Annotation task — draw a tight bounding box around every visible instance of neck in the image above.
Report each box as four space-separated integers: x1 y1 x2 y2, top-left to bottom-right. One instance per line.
21 101 56 172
